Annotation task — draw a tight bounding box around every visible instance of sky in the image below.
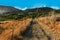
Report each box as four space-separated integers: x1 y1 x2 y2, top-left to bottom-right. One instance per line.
0 0 60 10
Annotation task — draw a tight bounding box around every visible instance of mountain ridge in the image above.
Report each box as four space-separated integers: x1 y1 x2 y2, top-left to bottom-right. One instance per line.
0 6 60 21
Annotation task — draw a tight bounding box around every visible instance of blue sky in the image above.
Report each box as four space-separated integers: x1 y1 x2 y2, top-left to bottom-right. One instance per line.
0 0 60 10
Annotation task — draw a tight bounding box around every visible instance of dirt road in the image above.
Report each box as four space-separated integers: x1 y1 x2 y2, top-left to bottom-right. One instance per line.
23 19 51 40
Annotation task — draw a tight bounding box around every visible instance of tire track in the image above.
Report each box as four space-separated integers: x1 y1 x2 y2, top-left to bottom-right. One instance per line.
36 18 56 40
23 19 51 40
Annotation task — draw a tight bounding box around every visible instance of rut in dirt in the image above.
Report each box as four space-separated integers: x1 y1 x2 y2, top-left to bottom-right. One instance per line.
21 19 51 40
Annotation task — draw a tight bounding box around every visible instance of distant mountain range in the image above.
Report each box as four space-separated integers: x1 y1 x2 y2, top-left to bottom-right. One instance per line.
0 6 60 20
0 6 60 14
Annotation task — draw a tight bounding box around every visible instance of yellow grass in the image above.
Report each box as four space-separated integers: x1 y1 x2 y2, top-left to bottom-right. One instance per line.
0 18 32 40
36 15 60 40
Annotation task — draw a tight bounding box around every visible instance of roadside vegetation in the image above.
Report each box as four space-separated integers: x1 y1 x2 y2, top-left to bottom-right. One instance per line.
0 11 58 21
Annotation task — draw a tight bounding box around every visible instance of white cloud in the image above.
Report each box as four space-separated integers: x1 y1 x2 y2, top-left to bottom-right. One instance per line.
14 6 27 10
31 3 60 9
14 6 60 10
51 6 60 9
32 3 47 8
22 7 27 10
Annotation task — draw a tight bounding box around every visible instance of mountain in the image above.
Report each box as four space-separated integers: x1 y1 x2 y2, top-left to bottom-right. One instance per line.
0 6 60 21
0 6 59 16
0 6 23 16
24 7 54 13
0 6 20 13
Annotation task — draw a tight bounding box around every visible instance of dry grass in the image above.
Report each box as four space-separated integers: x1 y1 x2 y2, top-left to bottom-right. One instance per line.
36 13 60 40
0 18 32 40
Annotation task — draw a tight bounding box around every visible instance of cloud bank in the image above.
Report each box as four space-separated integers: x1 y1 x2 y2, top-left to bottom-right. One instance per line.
51 6 60 9
32 4 47 8
32 3 60 9
14 6 27 10
14 4 60 10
